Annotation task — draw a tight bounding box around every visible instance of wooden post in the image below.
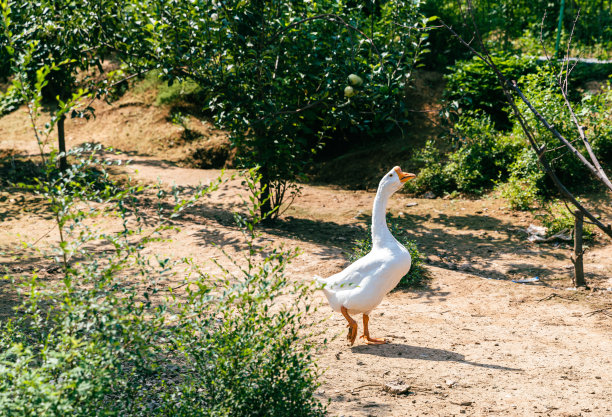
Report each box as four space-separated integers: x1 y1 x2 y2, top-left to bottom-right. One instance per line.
573 210 586 287
554 0 565 58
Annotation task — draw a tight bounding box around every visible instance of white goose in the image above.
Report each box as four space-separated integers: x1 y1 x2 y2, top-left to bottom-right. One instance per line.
316 166 416 345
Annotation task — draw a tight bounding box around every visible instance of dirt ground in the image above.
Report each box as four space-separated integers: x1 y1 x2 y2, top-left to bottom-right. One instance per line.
1 92 611 416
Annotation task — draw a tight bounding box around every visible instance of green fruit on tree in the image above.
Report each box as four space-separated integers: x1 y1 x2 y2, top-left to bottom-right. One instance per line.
348 74 363 86
344 86 355 97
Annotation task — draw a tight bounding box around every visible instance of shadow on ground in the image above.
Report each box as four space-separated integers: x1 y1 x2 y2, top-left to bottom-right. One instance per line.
352 343 523 372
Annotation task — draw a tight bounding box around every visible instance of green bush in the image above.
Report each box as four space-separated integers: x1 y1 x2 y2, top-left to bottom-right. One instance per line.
349 216 427 289
537 200 595 241
404 140 452 196
445 114 525 193
444 54 538 128
413 69 611 200
513 67 611 193
122 0 430 217
498 175 540 210
1 154 326 417
581 82 612 164
407 114 526 196
421 0 612 67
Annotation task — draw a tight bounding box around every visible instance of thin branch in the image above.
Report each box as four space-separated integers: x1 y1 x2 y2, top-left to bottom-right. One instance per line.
83 69 154 110
272 99 326 117
540 11 552 62
537 10 612 190
510 83 612 189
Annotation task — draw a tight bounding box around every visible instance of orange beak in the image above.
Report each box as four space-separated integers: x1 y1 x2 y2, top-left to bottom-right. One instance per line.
394 166 416 183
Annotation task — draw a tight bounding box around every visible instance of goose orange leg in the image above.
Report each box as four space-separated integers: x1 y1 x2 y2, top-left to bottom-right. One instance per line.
360 314 387 345
341 306 358 345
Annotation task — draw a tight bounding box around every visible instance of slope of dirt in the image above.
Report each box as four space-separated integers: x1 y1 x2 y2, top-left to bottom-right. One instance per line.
0 80 232 169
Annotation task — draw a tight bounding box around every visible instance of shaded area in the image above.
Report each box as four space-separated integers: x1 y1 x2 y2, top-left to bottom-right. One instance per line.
362 211 580 282
352 343 523 372
0 150 44 187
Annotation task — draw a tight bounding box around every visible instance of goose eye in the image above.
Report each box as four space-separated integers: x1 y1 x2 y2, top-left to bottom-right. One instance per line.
388 174 392 177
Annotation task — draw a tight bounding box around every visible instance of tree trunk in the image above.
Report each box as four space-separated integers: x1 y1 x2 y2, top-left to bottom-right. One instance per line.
57 115 68 172
573 210 586 288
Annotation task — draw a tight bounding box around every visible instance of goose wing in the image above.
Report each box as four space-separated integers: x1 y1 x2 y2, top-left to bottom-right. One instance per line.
323 252 386 292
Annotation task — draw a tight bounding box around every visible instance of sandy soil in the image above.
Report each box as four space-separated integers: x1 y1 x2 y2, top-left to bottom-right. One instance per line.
1 91 611 416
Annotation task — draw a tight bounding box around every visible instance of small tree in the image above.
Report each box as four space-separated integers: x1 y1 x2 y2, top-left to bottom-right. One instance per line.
1 0 121 171
120 0 429 219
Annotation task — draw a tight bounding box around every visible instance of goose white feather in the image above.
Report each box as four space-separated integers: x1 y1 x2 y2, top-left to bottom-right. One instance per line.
315 166 416 344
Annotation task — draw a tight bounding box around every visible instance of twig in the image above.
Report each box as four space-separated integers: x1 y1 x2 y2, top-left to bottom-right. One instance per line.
585 307 611 317
31 225 56 247
170 281 190 291
351 383 382 392
537 293 577 302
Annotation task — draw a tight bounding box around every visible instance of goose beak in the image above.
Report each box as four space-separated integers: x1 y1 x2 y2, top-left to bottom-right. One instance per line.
394 167 416 183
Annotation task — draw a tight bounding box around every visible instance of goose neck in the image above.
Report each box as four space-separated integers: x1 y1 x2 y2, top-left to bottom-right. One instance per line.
371 189 393 247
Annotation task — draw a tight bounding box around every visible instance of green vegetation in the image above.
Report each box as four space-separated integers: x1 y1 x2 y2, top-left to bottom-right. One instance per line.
1 0 609 212
1 0 611 412
422 0 612 67
444 54 538 128
132 70 202 107
0 0 126 170
537 200 595 241
349 217 427 289
408 68 611 202
0 65 325 417
497 175 541 211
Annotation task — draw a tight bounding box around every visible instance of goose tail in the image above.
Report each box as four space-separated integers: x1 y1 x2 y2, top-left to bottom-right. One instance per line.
314 275 332 296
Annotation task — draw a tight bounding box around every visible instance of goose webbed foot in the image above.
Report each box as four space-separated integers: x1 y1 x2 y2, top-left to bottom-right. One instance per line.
361 313 387 345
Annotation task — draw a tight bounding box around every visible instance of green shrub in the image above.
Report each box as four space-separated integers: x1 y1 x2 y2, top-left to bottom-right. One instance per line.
418 69 611 200
407 114 526 196
349 216 427 289
123 0 430 217
513 67 611 193
498 175 540 210
405 140 452 196
537 200 595 241
446 114 525 193
581 82 612 164
1 154 326 417
444 54 538 128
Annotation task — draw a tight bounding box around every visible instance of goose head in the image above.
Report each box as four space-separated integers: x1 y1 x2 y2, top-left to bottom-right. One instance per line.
377 166 416 196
